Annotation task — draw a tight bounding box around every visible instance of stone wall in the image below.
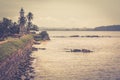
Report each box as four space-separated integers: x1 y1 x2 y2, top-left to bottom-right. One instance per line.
0 39 33 80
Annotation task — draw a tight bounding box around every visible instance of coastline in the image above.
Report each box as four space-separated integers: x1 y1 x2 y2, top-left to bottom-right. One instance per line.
0 35 34 80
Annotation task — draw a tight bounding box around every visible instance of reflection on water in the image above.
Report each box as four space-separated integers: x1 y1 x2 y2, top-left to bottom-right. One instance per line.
31 31 120 80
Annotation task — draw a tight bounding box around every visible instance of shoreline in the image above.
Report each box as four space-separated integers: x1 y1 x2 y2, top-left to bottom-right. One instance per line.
0 35 34 80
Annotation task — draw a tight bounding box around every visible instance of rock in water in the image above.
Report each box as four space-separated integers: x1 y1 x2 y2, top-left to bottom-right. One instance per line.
65 48 93 53
39 31 50 40
71 49 81 52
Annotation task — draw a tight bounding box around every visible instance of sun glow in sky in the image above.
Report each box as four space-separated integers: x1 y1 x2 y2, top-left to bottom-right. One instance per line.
0 0 120 28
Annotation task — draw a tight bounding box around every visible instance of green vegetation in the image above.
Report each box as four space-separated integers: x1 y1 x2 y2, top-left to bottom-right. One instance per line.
0 8 39 40
0 8 39 61
27 12 33 33
0 35 33 61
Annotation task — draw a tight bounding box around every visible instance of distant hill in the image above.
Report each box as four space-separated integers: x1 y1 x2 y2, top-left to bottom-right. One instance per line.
39 25 120 31
94 25 120 31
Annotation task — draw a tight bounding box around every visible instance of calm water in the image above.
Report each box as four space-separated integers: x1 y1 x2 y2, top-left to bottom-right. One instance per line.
31 31 120 80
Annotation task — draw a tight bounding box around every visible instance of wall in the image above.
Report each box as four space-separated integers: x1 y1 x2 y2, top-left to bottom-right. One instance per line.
0 39 33 80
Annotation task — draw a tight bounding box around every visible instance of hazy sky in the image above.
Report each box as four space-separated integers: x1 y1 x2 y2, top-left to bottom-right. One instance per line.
0 0 120 28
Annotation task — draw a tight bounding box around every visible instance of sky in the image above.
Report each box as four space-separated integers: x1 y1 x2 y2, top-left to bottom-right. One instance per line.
0 0 120 28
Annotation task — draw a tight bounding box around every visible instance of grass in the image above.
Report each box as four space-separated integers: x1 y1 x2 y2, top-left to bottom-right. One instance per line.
0 35 33 61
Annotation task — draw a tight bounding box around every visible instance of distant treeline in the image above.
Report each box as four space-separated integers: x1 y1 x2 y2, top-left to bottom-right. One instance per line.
39 25 120 31
94 25 120 31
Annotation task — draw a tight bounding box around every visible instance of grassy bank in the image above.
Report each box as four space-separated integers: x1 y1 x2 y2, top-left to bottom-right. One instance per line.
0 35 33 61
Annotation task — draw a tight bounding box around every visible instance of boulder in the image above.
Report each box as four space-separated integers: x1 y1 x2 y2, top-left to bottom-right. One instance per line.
39 31 50 40
70 35 79 37
32 47 38 51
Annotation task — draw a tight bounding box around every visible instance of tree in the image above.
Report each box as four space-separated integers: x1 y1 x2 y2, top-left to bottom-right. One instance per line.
27 12 33 33
0 18 13 39
0 22 4 40
9 22 19 34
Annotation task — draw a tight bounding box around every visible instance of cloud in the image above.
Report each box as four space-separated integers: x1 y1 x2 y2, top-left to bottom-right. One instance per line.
0 0 120 28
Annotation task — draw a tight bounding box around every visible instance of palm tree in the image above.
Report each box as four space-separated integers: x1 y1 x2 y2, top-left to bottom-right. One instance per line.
27 12 33 33
9 22 19 34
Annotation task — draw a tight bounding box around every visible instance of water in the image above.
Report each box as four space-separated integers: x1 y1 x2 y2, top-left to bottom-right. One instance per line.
31 31 120 80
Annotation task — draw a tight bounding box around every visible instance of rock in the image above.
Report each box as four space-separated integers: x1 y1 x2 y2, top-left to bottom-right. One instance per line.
65 48 93 53
85 35 99 38
71 49 81 52
53 36 67 38
39 48 46 50
32 47 38 51
81 49 93 53
70 35 79 37
0 40 34 80
39 31 50 40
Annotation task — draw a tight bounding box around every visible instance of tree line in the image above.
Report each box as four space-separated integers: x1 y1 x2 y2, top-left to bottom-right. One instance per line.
0 12 39 40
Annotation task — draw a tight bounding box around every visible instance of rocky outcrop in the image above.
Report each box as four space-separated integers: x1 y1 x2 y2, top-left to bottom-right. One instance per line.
39 31 50 40
0 39 33 80
34 31 50 41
